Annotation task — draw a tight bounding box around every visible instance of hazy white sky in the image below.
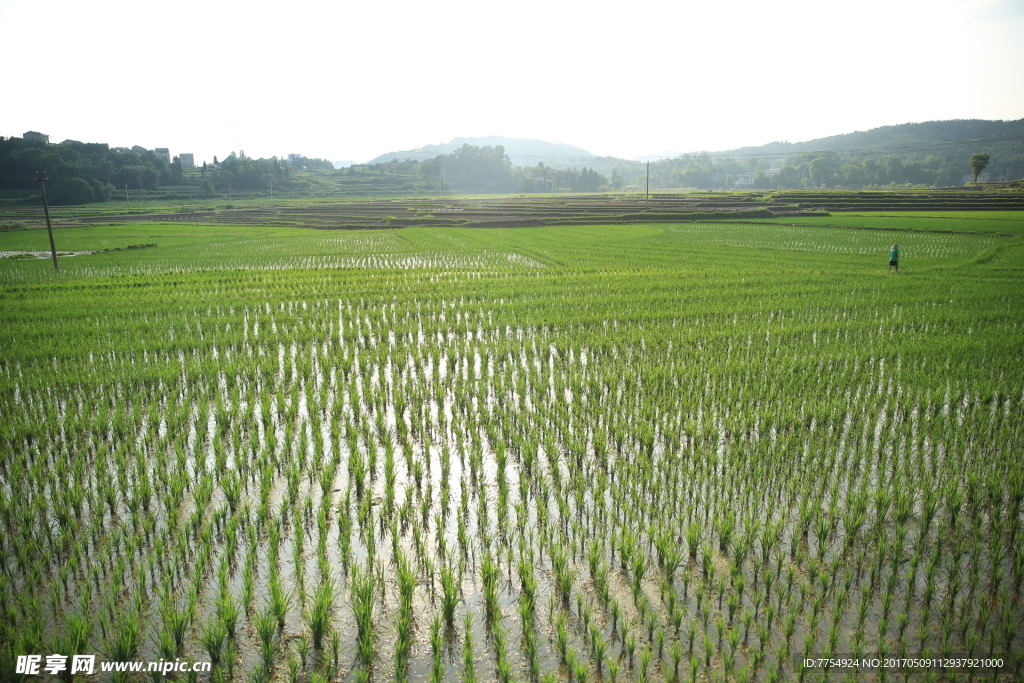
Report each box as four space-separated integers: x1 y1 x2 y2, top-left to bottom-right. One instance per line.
3 0 1022 164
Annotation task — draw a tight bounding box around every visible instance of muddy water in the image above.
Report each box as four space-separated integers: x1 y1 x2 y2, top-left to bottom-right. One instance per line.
15 308 1024 683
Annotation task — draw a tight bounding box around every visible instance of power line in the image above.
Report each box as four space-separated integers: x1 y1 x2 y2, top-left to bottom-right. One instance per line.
0 171 36 181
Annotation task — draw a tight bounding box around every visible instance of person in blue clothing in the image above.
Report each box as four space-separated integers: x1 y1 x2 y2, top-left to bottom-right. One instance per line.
888 243 900 273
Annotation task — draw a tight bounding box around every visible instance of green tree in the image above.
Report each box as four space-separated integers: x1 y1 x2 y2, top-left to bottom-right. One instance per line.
969 152 990 183
808 158 832 187
883 156 906 184
774 166 800 189
168 157 185 185
610 168 624 190
48 177 95 205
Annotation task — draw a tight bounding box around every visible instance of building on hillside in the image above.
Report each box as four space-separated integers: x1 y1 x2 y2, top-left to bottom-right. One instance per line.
735 172 756 188
23 131 49 144
154 148 170 164
179 153 195 168
766 168 781 177
131 145 147 156
288 153 303 167
962 173 991 184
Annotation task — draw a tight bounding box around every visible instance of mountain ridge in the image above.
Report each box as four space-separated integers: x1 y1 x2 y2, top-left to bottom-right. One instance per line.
365 119 1024 168
701 118 1024 159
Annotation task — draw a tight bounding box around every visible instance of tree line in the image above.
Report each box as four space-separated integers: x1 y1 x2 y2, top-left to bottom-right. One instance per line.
0 137 335 205
0 137 176 205
354 145 1019 193
629 148 1023 190
3 134 1019 206
413 144 609 193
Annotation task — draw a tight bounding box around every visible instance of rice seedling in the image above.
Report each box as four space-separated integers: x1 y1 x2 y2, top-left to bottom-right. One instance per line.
669 638 684 680
394 554 416 677
554 610 570 661
224 638 238 680
199 618 227 667
439 561 461 627
215 587 240 639
268 569 291 631
305 576 335 649
637 641 656 678
254 606 277 669
429 613 444 680
626 631 638 668
480 551 500 623
462 611 476 683
350 563 376 667
160 599 191 654
286 648 300 683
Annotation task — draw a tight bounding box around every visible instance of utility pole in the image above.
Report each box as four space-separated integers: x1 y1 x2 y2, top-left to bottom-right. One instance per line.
35 172 59 271
124 183 129 204
269 180 273 199
646 161 650 208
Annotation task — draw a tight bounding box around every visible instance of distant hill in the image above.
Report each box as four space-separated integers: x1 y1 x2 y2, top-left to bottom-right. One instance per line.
704 119 1024 159
369 136 594 169
354 119 1024 193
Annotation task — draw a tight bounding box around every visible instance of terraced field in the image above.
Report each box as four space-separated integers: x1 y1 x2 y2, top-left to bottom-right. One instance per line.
4 189 1022 233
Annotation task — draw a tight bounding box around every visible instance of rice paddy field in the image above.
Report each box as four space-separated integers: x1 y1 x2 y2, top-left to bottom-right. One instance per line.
1 208 1023 682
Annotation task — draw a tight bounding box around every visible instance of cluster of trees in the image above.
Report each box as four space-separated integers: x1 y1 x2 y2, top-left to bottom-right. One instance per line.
628 149 1022 190
200 153 335 195
418 144 516 192
517 164 609 192
364 145 1011 193
331 153 615 195
0 136 336 204
200 152 294 196
408 145 611 194
0 136 179 204
287 156 334 171
764 152 973 189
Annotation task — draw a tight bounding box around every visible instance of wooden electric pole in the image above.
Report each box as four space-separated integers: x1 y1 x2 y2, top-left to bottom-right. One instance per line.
35 171 59 271
646 161 650 208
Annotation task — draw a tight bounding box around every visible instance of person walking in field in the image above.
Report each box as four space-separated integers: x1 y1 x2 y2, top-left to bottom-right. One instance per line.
888 243 900 273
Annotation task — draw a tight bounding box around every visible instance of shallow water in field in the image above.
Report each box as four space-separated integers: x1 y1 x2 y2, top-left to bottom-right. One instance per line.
4 224 1024 682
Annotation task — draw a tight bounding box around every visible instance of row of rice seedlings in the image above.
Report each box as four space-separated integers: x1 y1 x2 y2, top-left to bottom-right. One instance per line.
2 239 1022 681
